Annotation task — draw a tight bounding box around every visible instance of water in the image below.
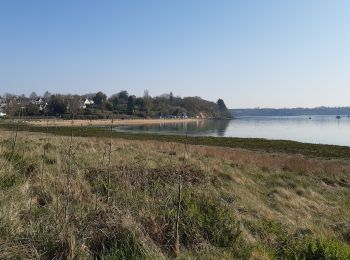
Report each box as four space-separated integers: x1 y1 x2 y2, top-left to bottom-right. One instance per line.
113 116 350 146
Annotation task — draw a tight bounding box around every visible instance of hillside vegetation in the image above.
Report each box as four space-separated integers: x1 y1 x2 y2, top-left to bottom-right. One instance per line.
0 129 350 259
1 91 231 119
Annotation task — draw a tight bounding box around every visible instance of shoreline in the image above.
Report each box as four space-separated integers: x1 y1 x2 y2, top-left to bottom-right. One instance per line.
1 122 350 159
24 118 204 127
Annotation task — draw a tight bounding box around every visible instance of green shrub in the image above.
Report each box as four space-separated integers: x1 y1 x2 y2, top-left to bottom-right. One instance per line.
278 238 350 260
180 193 241 248
177 192 252 258
86 217 147 260
0 171 20 189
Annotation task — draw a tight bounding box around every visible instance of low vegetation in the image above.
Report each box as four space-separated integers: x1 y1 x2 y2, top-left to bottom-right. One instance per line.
0 128 349 259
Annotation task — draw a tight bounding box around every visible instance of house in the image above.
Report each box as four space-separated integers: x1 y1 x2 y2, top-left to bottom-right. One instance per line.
0 111 6 118
0 97 6 109
82 98 94 109
32 97 44 105
39 102 48 111
30 97 47 111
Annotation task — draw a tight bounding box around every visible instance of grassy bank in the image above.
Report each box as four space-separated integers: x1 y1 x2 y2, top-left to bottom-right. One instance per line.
1 121 350 159
0 129 350 259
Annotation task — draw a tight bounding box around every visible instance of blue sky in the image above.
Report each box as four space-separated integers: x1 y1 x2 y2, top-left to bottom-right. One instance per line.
1 0 350 108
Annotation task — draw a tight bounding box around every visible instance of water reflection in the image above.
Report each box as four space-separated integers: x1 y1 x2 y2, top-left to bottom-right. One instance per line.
114 119 230 137
114 116 350 146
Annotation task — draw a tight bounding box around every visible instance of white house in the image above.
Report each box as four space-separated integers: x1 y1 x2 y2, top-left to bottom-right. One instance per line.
32 97 44 105
0 112 6 118
0 98 6 109
83 98 94 109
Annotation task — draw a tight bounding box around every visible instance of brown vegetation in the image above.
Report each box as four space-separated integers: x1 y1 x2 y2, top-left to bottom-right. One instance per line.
0 129 349 259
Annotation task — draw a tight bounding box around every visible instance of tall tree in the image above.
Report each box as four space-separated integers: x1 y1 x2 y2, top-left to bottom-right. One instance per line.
29 92 38 100
109 94 120 109
127 96 135 115
48 95 66 115
117 91 129 103
144 89 149 100
67 95 82 117
43 91 51 100
93 91 107 108
216 98 231 118
143 89 152 116
217 99 227 111
170 92 174 103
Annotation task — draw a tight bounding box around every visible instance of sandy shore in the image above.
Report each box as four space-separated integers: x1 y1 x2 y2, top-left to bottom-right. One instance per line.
26 118 203 127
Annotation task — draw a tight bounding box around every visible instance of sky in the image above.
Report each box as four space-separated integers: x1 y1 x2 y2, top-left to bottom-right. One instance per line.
1 0 350 108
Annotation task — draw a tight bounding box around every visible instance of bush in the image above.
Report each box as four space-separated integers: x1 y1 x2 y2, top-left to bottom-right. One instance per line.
86 215 147 259
279 238 350 260
180 193 241 248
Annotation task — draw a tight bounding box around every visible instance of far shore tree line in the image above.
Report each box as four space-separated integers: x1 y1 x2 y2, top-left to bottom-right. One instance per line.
0 90 231 120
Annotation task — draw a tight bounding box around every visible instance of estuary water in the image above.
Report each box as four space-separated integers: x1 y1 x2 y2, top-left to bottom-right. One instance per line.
114 116 350 147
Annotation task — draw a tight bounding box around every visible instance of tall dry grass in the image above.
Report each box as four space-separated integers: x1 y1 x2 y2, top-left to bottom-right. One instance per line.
0 130 349 259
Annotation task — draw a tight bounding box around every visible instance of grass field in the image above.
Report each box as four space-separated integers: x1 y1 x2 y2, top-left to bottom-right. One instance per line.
0 122 350 259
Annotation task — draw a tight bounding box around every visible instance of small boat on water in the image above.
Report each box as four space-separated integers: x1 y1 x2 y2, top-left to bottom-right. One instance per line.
336 115 341 119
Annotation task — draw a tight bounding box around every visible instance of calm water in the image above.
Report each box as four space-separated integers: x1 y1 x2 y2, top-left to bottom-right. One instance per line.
114 116 350 146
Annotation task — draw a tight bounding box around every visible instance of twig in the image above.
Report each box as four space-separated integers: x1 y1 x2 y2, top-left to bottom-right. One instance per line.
8 120 19 161
175 174 182 257
107 119 113 203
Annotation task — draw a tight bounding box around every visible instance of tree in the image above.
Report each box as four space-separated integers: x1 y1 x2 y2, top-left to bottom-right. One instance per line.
29 92 38 100
67 95 82 117
25 103 41 116
143 89 152 116
93 91 107 108
134 97 144 108
109 94 120 109
104 100 113 111
217 99 227 111
43 91 51 100
117 91 129 103
127 96 135 115
48 95 66 115
144 89 149 100
216 98 231 118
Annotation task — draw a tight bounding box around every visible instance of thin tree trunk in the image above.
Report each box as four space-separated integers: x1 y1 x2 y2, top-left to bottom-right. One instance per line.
175 130 188 256
107 120 113 203
8 121 19 161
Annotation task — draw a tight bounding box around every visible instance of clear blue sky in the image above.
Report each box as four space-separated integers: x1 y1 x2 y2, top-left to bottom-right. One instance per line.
1 0 350 108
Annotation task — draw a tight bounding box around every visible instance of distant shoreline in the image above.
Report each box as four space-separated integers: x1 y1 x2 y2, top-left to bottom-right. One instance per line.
25 118 204 127
230 107 350 117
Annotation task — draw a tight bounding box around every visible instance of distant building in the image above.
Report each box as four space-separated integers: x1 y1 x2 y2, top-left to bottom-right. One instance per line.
30 97 47 111
83 98 94 109
0 97 6 109
32 97 44 105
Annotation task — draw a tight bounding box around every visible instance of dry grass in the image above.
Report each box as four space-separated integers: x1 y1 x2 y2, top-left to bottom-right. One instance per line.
0 129 349 259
